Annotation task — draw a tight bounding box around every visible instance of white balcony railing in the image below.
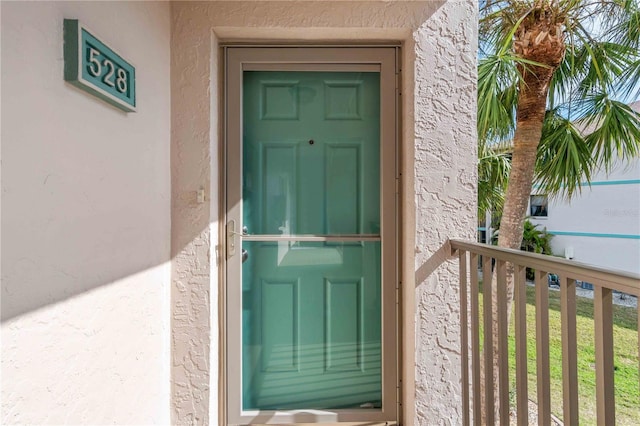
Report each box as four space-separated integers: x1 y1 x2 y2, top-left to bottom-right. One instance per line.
450 239 640 426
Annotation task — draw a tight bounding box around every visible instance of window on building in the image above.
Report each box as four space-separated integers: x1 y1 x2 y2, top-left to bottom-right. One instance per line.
530 194 548 217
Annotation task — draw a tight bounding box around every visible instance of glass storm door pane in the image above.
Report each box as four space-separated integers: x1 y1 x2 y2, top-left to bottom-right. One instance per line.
241 71 381 410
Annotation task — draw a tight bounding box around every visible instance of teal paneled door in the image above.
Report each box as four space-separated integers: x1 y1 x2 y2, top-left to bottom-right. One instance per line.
241 71 383 410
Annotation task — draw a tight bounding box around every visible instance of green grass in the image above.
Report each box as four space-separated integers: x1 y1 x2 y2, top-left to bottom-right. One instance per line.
478 285 639 425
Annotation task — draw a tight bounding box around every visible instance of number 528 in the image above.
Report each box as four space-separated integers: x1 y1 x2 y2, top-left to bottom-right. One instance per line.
87 47 127 93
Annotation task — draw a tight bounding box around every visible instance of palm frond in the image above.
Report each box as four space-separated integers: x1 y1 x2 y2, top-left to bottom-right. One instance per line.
477 54 519 142
552 0 638 105
572 34 633 96
619 58 640 99
606 0 640 49
478 142 512 213
579 96 640 170
534 109 593 198
480 0 535 48
549 31 587 109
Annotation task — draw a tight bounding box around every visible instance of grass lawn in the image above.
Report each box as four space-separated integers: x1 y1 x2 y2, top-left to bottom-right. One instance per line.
478 285 639 425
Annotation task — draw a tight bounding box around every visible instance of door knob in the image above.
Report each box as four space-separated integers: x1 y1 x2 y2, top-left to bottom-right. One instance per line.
242 249 249 263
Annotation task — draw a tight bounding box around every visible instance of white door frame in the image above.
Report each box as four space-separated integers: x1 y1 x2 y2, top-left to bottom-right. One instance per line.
223 46 399 425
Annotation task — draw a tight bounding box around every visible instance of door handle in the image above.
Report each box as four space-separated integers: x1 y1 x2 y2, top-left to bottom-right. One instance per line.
227 220 237 259
242 249 249 263
227 220 249 259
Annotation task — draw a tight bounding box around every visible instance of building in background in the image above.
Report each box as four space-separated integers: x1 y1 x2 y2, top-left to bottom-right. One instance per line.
530 102 640 275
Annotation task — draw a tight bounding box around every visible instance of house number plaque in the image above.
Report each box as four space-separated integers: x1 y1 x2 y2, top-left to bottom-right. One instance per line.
63 19 136 112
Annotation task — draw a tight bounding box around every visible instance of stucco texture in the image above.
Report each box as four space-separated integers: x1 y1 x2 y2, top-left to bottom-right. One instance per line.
170 4 219 424
412 2 478 424
1 2 171 424
171 1 477 425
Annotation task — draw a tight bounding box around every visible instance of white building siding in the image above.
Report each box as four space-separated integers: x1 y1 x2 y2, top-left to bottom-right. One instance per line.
531 158 640 275
530 101 640 276
1 2 172 424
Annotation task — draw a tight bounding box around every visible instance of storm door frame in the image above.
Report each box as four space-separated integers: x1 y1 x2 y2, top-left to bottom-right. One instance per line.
223 46 399 425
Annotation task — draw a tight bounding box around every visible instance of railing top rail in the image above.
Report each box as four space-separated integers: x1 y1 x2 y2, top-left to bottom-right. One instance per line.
449 239 640 295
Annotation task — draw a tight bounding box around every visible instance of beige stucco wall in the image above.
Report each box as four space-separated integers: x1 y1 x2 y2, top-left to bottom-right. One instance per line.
411 4 478 423
170 5 220 424
171 1 477 425
1 2 171 424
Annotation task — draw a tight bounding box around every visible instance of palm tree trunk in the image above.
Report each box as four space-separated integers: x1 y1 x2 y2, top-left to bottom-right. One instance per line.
499 68 552 251
483 66 557 424
478 5 568 420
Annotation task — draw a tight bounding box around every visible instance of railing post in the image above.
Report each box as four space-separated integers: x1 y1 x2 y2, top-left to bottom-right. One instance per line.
535 270 551 426
482 255 495 426
459 250 470 426
496 260 509 425
514 264 528 426
594 285 615 426
561 277 579 425
470 253 481 426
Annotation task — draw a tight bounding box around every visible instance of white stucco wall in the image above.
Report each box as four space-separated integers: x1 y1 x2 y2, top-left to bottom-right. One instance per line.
170 1 477 425
1 2 171 424
412 3 477 424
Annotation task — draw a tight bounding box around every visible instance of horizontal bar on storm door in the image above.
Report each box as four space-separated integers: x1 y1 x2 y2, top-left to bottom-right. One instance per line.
242 234 381 242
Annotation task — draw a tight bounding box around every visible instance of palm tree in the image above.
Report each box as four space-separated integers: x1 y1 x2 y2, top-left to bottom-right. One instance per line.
480 0 640 252
520 219 553 254
478 0 640 421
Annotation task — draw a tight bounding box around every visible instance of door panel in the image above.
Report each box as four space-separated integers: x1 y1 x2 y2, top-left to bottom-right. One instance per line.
242 71 381 410
326 143 362 234
242 72 380 236
242 241 381 410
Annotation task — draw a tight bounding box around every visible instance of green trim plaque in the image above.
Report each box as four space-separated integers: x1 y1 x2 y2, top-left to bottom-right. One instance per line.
64 19 136 112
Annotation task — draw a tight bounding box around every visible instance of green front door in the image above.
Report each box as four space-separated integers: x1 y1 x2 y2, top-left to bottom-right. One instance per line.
226 47 397 424
241 71 382 410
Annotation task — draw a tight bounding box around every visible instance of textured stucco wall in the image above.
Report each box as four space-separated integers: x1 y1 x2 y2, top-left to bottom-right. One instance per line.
170 5 219 425
412 2 478 424
170 1 477 425
1 2 171 424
